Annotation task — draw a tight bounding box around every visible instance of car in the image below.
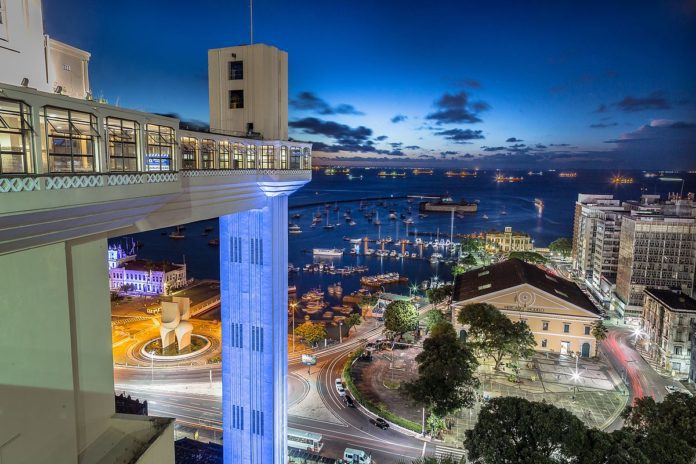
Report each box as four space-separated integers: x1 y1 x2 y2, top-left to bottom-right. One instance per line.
344 395 355 407
369 417 389 429
335 378 343 387
665 385 677 393
336 385 346 396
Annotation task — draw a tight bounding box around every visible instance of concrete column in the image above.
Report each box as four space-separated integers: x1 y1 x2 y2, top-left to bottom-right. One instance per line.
220 194 288 464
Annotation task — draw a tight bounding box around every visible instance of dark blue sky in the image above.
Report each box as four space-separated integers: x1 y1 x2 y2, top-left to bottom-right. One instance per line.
46 0 696 168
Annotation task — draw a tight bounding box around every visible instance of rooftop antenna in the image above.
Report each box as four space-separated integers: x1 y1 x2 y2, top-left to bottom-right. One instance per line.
249 0 254 44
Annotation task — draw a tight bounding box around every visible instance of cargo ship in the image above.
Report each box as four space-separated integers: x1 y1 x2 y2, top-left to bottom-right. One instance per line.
611 175 634 184
495 174 524 183
459 170 476 177
378 170 407 178
419 196 478 213
312 248 343 257
445 170 458 177
412 168 434 175
559 172 577 178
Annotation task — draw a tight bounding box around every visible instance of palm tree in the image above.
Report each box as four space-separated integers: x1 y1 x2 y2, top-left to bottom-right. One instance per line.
591 321 608 356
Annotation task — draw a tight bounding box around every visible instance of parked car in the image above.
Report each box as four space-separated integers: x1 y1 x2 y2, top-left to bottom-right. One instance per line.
344 395 355 408
369 417 389 429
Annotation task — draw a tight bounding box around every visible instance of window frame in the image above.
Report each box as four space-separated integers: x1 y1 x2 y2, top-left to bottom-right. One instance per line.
280 146 288 169
0 97 33 174
229 90 244 109
228 61 244 80
106 117 139 172
219 140 230 169
44 106 99 173
200 139 216 169
245 144 256 169
180 136 198 170
0 0 8 41
260 145 274 169
145 124 175 172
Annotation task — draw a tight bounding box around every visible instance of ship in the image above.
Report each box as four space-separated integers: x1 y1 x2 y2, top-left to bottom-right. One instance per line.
495 174 523 183
445 170 458 177
289 224 302 234
168 226 185 239
459 170 476 177
611 175 634 184
378 170 407 178
527 171 543 176
419 196 478 213
412 168 434 175
534 198 544 209
313 248 344 257
559 172 577 178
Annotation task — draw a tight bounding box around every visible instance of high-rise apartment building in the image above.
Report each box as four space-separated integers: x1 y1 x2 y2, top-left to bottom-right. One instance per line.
616 216 696 320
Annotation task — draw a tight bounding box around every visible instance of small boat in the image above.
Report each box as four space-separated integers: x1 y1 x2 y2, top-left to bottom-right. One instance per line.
534 198 544 209
349 220 357 226
403 217 414 225
204 226 214 232
207 239 219 246
313 248 343 257
389 212 397 220
169 226 185 239
292 213 302 219
482 214 489 220
288 285 297 294
289 224 302 234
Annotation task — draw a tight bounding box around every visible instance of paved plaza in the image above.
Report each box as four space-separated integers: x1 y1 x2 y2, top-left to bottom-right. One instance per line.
351 345 628 448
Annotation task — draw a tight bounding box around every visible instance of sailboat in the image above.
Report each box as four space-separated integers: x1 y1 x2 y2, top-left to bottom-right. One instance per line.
324 209 335 230
374 211 381 226
169 226 185 239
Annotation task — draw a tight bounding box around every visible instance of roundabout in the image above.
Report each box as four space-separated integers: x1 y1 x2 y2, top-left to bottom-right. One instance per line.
141 334 212 361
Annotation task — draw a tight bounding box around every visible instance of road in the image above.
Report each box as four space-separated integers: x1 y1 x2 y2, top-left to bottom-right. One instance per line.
600 325 679 431
114 320 461 463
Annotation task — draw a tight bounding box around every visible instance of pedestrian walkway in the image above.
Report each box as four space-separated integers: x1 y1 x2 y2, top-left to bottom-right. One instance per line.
434 445 467 463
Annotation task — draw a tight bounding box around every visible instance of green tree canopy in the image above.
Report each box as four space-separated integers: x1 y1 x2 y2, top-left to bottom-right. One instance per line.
460 238 484 254
383 300 419 338
549 237 572 257
404 322 479 417
457 303 535 369
424 309 446 332
345 313 362 333
295 321 327 345
623 392 696 450
508 251 547 264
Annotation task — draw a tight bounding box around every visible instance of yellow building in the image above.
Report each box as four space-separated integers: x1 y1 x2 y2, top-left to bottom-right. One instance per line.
485 226 533 253
453 258 602 357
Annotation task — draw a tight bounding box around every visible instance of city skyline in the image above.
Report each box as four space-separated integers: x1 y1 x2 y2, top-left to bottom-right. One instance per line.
45 0 696 169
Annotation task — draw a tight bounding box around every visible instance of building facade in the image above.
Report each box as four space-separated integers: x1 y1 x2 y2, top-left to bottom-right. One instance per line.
485 227 532 253
642 289 696 378
452 259 601 357
109 259 187 295
616 216 696 321
0 2 311 463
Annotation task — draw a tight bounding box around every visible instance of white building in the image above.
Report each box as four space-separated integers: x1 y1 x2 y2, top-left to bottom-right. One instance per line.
485 226 533 253
642 288 696 378
109 259 187 295
0 1 311 463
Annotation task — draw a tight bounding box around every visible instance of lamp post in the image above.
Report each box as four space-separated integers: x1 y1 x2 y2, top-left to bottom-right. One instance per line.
290 301 297 352
339 321 343 344
150 350 155 382
570 352 581 399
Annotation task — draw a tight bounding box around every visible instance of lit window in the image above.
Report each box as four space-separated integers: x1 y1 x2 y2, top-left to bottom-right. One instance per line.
229 61 243 80
555 289 568 298
180 137 198 169
201 139 216 169
545 274 557 282
280 146 288 169
44 106 99 173
106 117 138 172
145 124 174 171
260 145 274 169
0 98 32 173
478 270 490 277
290 147 302 169
219 141 230 169
245 144 256 168
229 90 244 109
542 321 549 331
478 283 492 290
232 143 244 168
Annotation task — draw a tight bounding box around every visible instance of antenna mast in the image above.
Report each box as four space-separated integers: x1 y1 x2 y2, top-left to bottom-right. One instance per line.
249 0 254 44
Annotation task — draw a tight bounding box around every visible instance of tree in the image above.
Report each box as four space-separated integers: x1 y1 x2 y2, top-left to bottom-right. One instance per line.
460 254 477 267
427 287 446 310
451 264 467 276
383 300 419 339
465 397 589 464
424 309 446 333
403 322 479 417
345 313 362 333
457 303 536 370
623 392 696 450
295 321 327 346
460 238 484 254
549 237 572 257
591 320 608 356
425 413 447 438
508 251 547 264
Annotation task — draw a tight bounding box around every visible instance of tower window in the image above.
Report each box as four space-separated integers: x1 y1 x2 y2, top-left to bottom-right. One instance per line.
229 90 244 109
229 61 243 80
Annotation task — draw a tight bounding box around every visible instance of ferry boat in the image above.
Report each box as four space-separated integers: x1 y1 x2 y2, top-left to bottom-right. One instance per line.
348 220 357 226
289 224 302 234
611 175 634 184
378 170 406 178
445 170 458 177
534 198 544 209
412 168 434 175
527 171 543 176
312 248 343 257
419 196 478 213
459 170 476 177
559 171 577 178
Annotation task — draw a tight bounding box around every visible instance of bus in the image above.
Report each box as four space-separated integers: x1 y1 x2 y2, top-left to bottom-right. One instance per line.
288 427 324 453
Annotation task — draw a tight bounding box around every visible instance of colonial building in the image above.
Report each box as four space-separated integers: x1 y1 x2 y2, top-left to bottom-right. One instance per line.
452 258 602 357
109 259 187 295
485 227 532 253
642 288 696 378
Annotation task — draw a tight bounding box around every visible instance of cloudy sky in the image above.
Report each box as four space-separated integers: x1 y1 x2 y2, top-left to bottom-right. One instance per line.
46 0 696 169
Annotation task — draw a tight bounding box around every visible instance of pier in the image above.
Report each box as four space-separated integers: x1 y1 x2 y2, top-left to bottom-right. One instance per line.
289 194 441 210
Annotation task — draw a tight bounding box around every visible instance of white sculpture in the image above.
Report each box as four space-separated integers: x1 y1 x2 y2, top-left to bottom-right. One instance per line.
160 296 193 351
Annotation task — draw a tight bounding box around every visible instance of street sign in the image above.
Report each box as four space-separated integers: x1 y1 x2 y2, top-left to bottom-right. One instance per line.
301 354 317 366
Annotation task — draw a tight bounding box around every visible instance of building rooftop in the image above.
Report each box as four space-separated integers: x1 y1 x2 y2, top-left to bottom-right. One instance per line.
121 260 184 273
645 288 696 312
453 258 600 315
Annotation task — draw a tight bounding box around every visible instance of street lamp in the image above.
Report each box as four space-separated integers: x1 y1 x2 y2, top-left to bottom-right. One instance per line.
290 301 298 352
339 321 343 344
570 353 582 399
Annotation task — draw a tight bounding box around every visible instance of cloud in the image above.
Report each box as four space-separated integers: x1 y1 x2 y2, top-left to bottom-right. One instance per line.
615 92 670 112
549 143 572 147
506 137 523 143
391 114 408 123
433 128 485 144
509 143 526 149
426 91 490 124
590 122 619 128
440 150 459 157
481 146 506 152
594 104 609 113
375 135 388 141
290 91 364 115
535 144 547 149
459 79 481 89
418 154 436 159
389 142 403 148
404 145 421 150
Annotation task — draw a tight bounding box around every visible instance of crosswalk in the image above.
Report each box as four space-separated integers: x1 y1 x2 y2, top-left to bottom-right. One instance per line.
434 445 468 463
